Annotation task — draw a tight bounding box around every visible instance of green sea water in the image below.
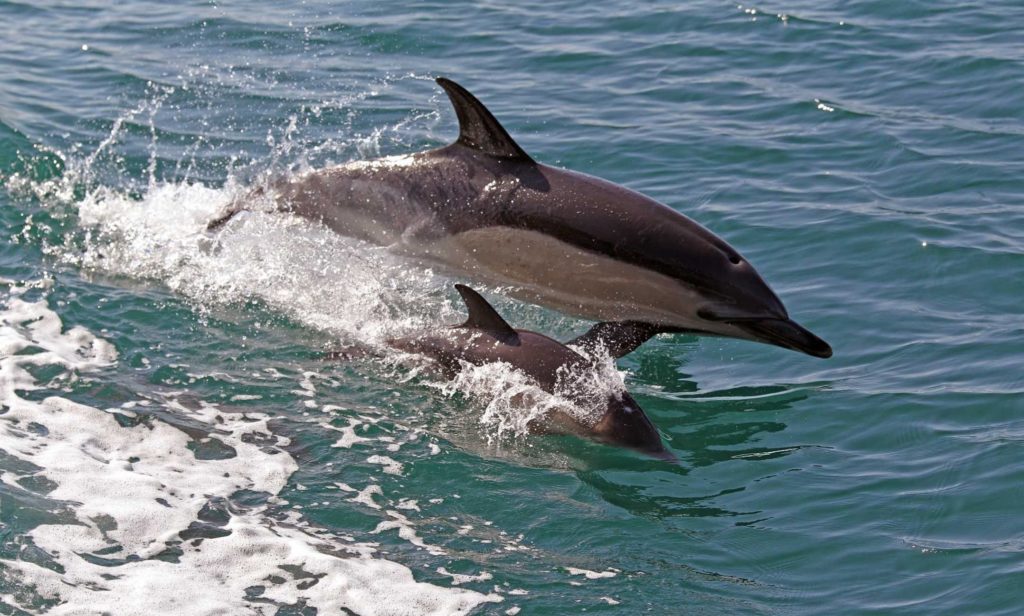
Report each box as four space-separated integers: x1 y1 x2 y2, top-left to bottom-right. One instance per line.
1 1 1022 614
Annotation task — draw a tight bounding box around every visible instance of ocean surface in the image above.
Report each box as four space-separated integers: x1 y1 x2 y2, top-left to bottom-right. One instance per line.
2 1 1022 614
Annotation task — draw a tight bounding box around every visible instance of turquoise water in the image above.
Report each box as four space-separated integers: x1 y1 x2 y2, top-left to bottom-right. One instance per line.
2 1 1023 613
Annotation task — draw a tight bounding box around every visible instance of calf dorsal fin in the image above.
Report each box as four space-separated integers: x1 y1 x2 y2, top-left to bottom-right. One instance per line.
454 284 520 345
436 77 534 162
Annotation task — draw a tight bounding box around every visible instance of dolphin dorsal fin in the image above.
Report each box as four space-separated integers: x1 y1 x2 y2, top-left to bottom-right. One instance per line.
436 77 534 162
454 284 520 344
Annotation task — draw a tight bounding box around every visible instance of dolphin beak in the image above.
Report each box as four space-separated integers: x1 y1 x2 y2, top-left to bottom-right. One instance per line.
733 318 833 358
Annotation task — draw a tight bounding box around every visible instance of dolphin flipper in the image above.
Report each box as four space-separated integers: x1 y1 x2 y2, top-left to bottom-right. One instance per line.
435 77 534 162
569 321 684 359
454 284 520 345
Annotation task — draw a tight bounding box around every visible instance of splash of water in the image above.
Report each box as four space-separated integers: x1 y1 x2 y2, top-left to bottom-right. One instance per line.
8 80 634 447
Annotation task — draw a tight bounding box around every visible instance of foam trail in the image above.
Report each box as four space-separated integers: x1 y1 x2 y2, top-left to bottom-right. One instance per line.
0 287 498 614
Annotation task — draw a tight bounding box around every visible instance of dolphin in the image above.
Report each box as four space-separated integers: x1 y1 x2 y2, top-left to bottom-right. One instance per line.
388 284 672 459
211 77 831 358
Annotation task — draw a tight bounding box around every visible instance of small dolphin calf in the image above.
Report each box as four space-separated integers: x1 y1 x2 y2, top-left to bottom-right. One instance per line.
389 285 671 458
212 78 831 358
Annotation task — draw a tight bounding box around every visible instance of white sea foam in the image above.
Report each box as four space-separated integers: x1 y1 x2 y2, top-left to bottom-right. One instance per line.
0 292 497 614
565 567 619 580
367 454 405 476
397 498 421 512
371 510 447 557
436 567 494 586
324 416 373 449
352 484 384 510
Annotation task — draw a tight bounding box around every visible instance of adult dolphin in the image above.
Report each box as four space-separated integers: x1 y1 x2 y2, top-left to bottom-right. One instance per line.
210 77 832 358
389 284 673 459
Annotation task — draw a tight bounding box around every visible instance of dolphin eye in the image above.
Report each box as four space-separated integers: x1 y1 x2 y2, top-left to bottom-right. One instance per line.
718 245 742 265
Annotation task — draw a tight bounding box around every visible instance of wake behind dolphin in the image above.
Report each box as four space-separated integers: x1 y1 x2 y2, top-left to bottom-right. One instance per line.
210 77 831 358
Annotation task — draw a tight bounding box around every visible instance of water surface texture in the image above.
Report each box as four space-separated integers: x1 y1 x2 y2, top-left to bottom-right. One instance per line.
2 1 1023 614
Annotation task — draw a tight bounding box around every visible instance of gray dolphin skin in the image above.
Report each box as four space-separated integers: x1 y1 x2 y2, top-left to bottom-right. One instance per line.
212 77 831 358
389 285 672 458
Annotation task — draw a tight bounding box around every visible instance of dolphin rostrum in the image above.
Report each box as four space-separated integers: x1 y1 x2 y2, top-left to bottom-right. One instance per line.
211 77 832 358
389 284 672 458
